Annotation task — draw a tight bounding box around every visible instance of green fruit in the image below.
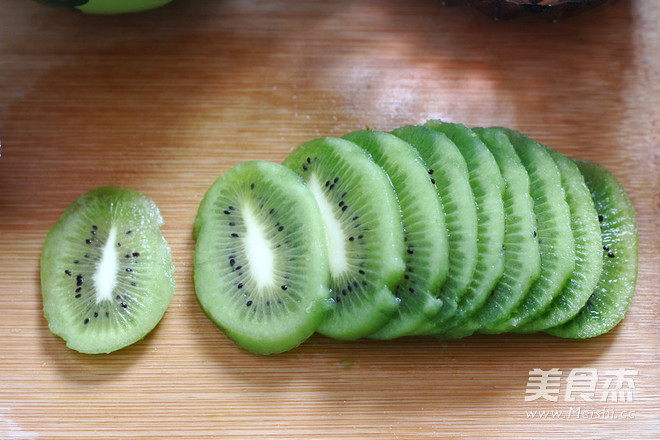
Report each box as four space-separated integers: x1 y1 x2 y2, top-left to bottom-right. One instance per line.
193 161 331 354
342 130 448 339
33 0 173 14
41 186 175 354
547 160 638 339
283 137 405 340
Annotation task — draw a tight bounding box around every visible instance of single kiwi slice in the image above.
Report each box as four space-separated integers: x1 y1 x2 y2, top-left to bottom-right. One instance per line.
41 186 175 354
391 125 478 330
423 121 506 336
283 137 405 340
516 149 603 333
547 160 638 338
444 127 541 337
341 130 448 339
193 161 330 354
486 129 575 333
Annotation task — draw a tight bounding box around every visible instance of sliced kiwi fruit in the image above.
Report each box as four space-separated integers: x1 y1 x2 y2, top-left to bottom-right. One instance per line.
423 121 505 336
547 160 638 338
445 127 541 337
341 130 448 339
41 186 175 354
391 125 478 330
193 161 331 354
486 129 576 333
517 149 603 333
283 137 405 340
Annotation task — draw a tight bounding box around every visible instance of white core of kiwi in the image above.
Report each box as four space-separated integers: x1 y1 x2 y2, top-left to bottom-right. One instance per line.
242 200 276 289
93 225 120 304
307 173 348 276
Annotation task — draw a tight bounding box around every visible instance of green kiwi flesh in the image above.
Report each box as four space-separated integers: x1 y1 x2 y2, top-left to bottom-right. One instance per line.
342 130 448 339
193 161 330 354
283 137 405 340
517 149 603 333
449 127 541 337
41 186 175 354
546 160 638 338
486 129 575 333
391 125 478 331
424 121 505 336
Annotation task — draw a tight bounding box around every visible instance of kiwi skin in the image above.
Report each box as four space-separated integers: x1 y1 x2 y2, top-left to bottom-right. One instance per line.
41 186 175 354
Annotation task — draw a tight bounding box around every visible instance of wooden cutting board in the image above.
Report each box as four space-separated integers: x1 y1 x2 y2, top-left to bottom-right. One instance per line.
1 0 658 438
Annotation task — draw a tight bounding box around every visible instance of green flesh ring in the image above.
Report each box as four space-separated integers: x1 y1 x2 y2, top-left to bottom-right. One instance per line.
546 159 638 338
283 137 405 340
517 149 603 333
424 121 505 336
342 130 448 339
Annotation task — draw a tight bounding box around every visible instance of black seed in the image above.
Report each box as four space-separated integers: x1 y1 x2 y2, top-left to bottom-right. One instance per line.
120 302 127 308
229 222 235 226
404 274 410 280
281 285 288 290
86 239 93 244
228 206 235 211
278 226 284 232
76 276 83 286
407 248 414 255
230 259 235 266
231 233 239 237
126 268 132 272
409 288 415 294
353 281 358 288
276 244 281 248
341 192 347 198
533 231 537 238
84 318 89 324
266 301 270 306
347 285 352 292
116 295 122 300
73 260 79 264
339 201 345 207
342 289 347 296
608 252 615 258
91 230 97 235
130 282 136 286
84 254 90 258
336 296 341 303
75 294 81 298
428 169 434 175
94 312 98 318
75 287 81 293
92 225 98 230
65 270 72 276
126 230 132 234
235 265 242 271
430 178 436 185
349 236 355 241
334 177 339 183
352 216 358 221
269 208 275 215
598 214 604 222
362 280 368 286
302 164 308 171
246 300 252 307
224 210 231 215
132 252 139 257
238 283 244 289
603 245 610 251
278 299 282 304
125 254 131 258
359 269 365 275
328 184 335 191
342 205 347 212
105 312 109 318
357 235 363 239
250 183 255 190
306 157 311 164
117 242 122 247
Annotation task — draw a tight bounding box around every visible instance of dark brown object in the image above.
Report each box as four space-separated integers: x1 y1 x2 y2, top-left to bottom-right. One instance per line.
464 0 620 20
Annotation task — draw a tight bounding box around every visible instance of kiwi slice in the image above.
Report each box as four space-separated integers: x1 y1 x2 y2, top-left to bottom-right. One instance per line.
547 160 638 338
423 121 505 336
486 129 575 333
444 127 541 337
193 161 330 354
391 125 478 330
283 137 405 340
40 186 175 354
341 130 448 339
517 149 603 333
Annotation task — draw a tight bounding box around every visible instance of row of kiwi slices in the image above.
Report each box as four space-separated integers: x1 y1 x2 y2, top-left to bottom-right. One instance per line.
40 121 638 355
193 121 638 354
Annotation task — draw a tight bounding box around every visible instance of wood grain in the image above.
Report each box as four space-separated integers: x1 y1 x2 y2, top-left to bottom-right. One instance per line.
0 0 658 438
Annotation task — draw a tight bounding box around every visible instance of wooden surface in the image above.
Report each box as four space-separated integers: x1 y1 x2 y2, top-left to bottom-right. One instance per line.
1 0 659 438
